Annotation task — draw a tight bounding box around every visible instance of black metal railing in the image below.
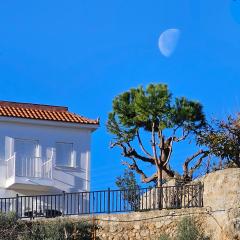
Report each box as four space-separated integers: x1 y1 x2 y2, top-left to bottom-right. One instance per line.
0 183 203 219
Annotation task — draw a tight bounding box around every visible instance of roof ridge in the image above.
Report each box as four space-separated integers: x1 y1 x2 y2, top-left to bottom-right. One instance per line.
0 101 68 112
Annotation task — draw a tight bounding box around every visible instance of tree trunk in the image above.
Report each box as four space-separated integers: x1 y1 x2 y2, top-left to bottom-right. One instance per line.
157 166 163 209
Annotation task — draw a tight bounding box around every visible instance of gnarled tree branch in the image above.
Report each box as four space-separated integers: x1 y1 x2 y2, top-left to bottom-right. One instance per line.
111 141 155 164
136 130 152 158
122 159 158 183
183 149 209 180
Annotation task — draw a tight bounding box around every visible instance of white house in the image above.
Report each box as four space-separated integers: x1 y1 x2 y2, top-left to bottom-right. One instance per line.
0 100 99 199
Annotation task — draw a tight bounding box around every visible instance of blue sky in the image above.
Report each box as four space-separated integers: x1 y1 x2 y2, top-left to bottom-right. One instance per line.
0 0 240 190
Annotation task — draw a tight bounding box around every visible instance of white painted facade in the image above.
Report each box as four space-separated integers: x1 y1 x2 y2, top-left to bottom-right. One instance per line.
0 116 98 198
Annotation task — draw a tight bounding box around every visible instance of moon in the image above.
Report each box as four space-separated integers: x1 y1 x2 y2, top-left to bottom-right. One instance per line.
158 28 181 57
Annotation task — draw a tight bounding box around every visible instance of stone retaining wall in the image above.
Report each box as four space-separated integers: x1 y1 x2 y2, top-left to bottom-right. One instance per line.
94 168 240 240
93 207 239 240
40 168 240 240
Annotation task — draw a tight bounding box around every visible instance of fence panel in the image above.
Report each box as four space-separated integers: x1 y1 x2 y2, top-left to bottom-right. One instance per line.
0 183 203 219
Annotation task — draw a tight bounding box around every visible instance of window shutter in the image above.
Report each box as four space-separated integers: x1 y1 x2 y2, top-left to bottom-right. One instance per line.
56 143 74 167
71 151 77 168
5 137 14 160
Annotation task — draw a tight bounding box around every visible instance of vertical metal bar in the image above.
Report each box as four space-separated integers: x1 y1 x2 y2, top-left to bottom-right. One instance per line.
191 185 194 207
99 192 102 213
62 191 65 216
145 188 147 210
70 194 73 214
24 197 26 216
32 197 34 218
198 184 201 207
88 192 90 214
149 188 152 210
36 196 38 217
20 197 22 218
67 194 69 215
55 195 57 214
116 191 118 212
39 196 42 216
16 194 19 219
81 193 83 214
58 195 61 214
73 193 75 215
107 188 111 214
111 191 114 212
77 193 80 215
46 195 48 217
96 192 98 213
185 186 187 207
180 185 183 208
176 186 179 208
119 191 122 212
103 191 105 213
92 192 95 214
51 195 53 217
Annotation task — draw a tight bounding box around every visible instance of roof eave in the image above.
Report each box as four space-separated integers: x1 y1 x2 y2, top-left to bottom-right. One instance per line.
0 116 99 131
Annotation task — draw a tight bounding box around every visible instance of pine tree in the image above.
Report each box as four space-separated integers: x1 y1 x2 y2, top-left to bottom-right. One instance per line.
107 83 207 186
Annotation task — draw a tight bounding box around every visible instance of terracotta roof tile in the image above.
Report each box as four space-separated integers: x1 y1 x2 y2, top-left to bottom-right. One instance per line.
0 101 99 125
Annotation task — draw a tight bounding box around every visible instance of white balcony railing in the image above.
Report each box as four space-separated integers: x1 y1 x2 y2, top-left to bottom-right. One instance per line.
6 153 52 179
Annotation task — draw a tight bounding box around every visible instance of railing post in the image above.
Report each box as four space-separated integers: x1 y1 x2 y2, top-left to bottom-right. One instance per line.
198 184 203 207
158 187 163 210
62 191 65 216
107 188 110 214
16 194 19 219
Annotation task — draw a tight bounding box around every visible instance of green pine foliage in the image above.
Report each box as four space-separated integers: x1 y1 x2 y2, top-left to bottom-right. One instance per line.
107 84 205 138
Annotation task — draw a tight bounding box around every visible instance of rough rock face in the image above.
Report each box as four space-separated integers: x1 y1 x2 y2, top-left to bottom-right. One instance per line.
93 168 240 240
199 168 240 240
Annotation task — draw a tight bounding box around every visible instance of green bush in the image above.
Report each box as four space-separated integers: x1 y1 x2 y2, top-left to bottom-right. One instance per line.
158 217 209 240
0 212 97 240
176 217 207 240
26 219 96 240
159 234 172 240
0 212 27 240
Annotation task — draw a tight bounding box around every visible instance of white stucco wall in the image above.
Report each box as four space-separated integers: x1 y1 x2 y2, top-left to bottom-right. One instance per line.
0 117 97 197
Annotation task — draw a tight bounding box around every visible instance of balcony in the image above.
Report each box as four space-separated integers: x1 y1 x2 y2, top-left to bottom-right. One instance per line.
5 153 54 190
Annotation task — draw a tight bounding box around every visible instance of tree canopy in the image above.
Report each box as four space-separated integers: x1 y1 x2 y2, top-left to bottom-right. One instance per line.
197 115 240 168
107 83 207 186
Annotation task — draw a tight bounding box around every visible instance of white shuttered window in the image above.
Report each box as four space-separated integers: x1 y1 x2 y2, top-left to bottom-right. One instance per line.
56 142 76 167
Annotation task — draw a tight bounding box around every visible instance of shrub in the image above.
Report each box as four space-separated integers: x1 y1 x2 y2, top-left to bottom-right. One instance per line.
159 234 172 240
26 219 96 240
0 212 27 240
176 217 206 240
0 212 97 240
158 217 209 240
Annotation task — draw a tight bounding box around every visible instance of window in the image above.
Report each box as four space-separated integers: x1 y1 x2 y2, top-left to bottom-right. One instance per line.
56 142 76 167
14 138 39 177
